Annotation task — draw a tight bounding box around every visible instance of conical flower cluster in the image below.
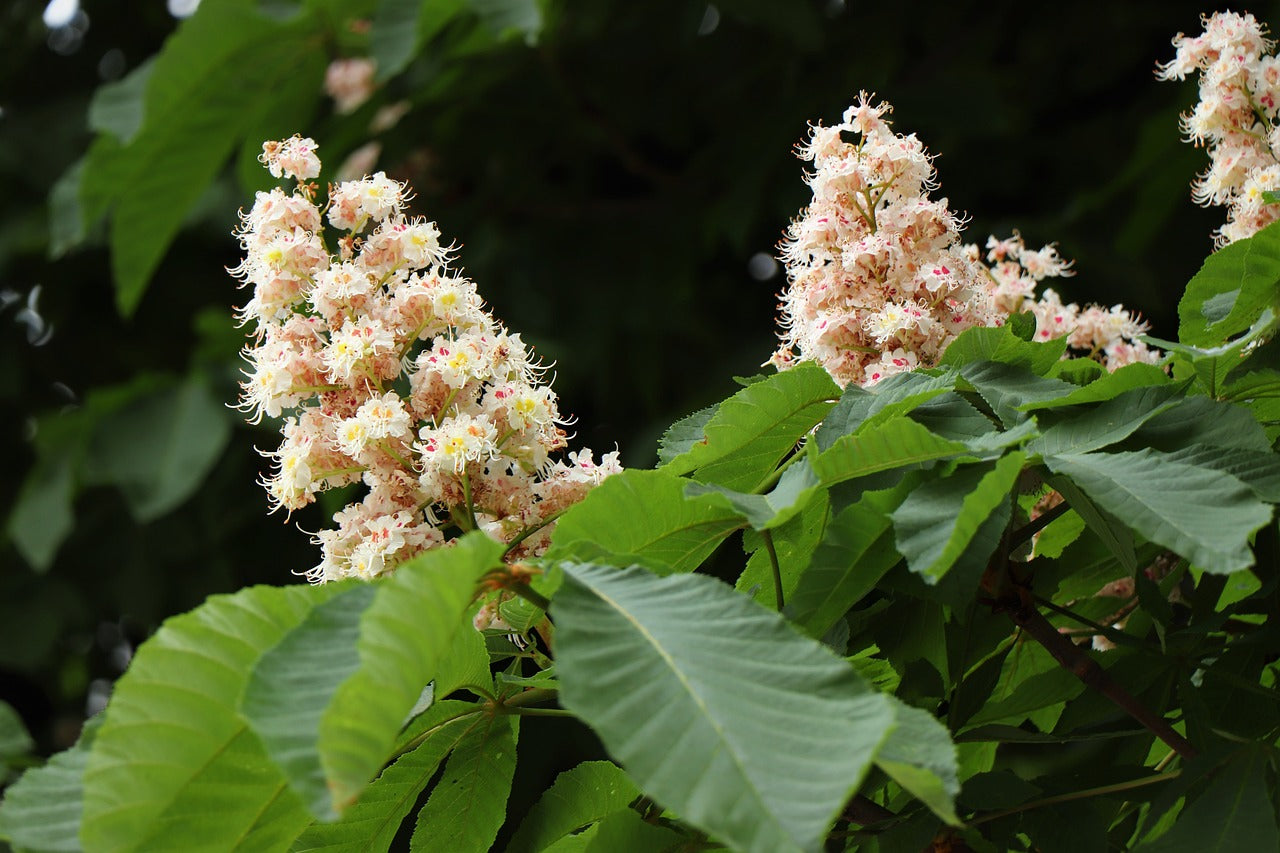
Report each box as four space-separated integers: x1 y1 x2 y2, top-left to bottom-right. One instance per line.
1158 11 1280 246
772 94 1158 383
234 137 620 582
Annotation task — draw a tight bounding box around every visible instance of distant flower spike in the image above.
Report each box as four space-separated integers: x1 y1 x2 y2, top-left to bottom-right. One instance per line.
772 93 1158 384
1158 11 1280 245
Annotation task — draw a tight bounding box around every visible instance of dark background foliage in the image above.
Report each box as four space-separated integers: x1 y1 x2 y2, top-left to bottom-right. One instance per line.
0 0 1269 758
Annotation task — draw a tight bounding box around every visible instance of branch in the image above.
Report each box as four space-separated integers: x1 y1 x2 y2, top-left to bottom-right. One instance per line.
1004 593 1198 760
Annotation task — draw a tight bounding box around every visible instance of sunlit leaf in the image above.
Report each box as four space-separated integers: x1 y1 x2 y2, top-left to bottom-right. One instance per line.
546 469 744 575
662 363 838 492
0 717 100 852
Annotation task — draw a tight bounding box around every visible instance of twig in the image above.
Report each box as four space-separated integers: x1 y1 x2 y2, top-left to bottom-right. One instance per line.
762 529 784 611
969 770 1181 827
1004 595 1198 760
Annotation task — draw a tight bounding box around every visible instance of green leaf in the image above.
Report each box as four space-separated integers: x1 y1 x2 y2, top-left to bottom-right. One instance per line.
83 373 233 522
545 470 744 575
661 363 838 492
874 700 961 826
1124 395 1272 454
684 457 822 531
958 361 1076 425
409 714 518 852
906 392 999 441
1042 473 1137 574
88 59 155 143
1138 751 1279 851
505 761 640 853
736 490 830 609
1020 362 1172 411
891 453 1025 584
242 582 375 819
0 700 33 765
573 808 688 852
815 369 959 449
811 417 968 487
939 325 1068 374
7 454 74 571
289 701 481 853
787 499 898 638
0 717 100 852
81 584 341 853
469 0 545 45
370 0 468 81
1178 219 1280 346
1159 444 1280 502
78 1 326 315
554 563 896 853
1045 449 1272 574
1028 385 1182 457
266 533 503 816
656 403 720 465
964 637 1084 728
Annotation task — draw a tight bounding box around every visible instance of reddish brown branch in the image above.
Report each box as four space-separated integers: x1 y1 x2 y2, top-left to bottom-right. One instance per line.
1005 592 1198 760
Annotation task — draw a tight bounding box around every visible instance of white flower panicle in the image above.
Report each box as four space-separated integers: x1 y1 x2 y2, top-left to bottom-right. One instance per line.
234 136 621 583
1158 11 1280 245
772 93 1158 385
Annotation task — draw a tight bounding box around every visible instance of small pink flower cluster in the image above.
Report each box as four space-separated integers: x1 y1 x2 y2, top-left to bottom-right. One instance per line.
325 57 377 114
772 94 1158 385
1157 11 1280 245
234 137 620 583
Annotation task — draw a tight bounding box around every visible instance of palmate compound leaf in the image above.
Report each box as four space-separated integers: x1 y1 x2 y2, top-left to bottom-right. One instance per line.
290 700 481 853
0 716 101 852
1045 449 1273 574
409 713 519 852
545 469 745 575
242 532 505 819
660 362 839 492
504 761 641 853
80 583 349 853
553 563 898 853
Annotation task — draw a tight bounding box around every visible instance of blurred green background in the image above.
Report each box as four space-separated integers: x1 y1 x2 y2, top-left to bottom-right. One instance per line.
0 0 1268 758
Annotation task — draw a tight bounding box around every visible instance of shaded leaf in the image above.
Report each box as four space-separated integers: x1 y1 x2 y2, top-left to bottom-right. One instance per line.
409 714 518 852
816 369 958 449
1046 449 1272 574
1028 385 1182 457
890 453 1025 584
958 361 1075 425
1138 750 1279 851
787 499 898 638
1020 362 1172 411
505 761 640 853
242 583 375 819
555 563 896 853
875 700 961 826
290 701 480 853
